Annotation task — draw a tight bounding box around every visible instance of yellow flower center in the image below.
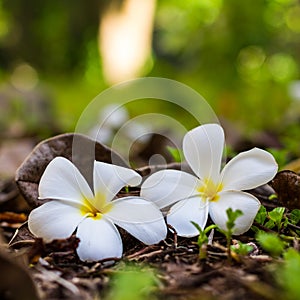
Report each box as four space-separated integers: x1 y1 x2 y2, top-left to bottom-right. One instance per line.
80 193 113 220
197 178 223 202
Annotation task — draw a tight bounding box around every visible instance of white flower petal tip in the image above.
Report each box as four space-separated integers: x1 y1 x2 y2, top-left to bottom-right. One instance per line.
93 161 142 204
76 218 123 261
94 161 142 186
183 123 224 181
38 156 93 202
221 147 278 191
28 200 85 243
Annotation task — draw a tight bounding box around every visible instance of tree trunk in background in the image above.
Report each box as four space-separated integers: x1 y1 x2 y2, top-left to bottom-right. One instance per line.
99 0 156 85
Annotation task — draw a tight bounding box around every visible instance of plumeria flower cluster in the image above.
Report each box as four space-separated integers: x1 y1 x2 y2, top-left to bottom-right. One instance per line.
28 123 278 262
28 157 167 261
141 123 278 237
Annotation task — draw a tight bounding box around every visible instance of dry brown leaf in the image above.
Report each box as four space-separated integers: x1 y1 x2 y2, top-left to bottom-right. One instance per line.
15 133 126 207
0 212 27 223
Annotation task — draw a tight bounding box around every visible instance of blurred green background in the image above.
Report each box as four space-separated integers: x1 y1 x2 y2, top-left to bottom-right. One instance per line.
1 0 300 155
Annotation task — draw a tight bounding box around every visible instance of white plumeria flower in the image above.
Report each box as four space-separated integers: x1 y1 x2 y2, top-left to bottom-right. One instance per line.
141 124 278 237
28 157 167 262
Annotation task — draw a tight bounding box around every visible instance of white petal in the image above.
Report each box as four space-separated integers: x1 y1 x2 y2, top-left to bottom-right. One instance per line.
183 124 224 182
39 157 93 204
209 191 260 235
76 217 122 262
28 200 84 242
221 148 278 191
140 170 201 209
106 197 167 245
166 196 209 237
93 161 142 206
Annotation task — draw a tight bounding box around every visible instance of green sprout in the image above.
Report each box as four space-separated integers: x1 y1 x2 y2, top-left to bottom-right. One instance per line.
219 208 243 261
191 221 217 259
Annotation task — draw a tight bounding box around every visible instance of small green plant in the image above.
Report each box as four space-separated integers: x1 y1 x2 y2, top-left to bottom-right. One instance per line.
268 207 287 231
289 209 300 225
256 231 285 257
219 208 243 260
253 206 287 232
191 221 217 259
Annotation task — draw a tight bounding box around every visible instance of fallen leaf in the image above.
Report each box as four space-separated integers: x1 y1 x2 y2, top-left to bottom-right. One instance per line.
0 212 27 223
270 170 300 209
15 133 126 207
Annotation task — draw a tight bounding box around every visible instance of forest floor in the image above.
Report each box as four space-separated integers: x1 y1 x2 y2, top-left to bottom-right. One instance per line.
0 132 299 300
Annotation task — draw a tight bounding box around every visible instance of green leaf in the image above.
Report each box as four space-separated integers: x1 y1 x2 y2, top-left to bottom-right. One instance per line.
191 221 203 234
268 194 277 201
166 146 183 163
230 241 254 256
255 205 267 224
264 219 275 229
290 209 300 225
226 208 243 232
268 207 286 231
204 224 218 234
268 207 285 223
256 232 285 257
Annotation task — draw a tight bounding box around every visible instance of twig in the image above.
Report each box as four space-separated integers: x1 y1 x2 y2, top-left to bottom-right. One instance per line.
129 249 165 260
167 224 178 248
126 245 159 259
8 221 28 246
9 239 35 248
